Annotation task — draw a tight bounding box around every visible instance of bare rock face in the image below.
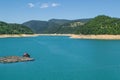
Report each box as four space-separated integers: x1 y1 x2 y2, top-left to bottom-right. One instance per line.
0 56 34 63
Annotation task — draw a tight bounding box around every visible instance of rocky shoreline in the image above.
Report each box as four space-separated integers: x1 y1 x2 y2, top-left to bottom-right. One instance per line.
0 56 34 63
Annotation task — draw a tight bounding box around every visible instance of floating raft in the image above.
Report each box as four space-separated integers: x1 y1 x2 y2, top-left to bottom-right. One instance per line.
0 56 34 63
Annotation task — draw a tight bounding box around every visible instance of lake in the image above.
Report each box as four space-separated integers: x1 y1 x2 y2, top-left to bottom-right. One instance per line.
0 36 120 80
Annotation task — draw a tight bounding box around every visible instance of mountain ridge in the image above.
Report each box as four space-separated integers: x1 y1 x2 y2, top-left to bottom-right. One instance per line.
23 18 90 33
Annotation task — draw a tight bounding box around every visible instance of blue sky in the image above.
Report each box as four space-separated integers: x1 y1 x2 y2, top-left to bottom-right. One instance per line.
0 0 120 23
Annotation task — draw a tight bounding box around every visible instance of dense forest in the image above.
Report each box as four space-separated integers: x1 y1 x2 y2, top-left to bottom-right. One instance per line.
78 15 120 34
0 21 33 34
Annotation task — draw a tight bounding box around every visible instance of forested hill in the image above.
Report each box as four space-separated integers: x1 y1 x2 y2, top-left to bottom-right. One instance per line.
23 20 60 33
0 21 33 34
79 15 120 34
23 19 90 33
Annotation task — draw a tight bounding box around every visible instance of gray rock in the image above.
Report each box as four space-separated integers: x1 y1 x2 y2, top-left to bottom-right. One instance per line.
0 56 34 63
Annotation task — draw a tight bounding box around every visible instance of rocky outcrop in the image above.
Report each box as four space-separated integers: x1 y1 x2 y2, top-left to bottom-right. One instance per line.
0 56 34 63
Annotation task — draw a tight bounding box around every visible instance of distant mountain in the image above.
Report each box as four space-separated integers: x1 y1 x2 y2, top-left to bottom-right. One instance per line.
48 19 71 25
48 18 91 25
73 18 92 23
23 20 60 33
0 21 33 34
23 20 48 33
23 18 90 34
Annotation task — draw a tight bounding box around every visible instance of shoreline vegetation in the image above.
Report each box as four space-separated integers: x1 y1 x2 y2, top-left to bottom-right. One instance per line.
1 34 120 40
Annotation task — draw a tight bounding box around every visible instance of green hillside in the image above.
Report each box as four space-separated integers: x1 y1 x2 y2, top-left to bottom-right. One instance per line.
79 15 120 34
0 21 33 34
55 21 84 34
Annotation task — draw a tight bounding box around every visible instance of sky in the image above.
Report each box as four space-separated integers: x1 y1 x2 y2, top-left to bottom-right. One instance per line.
0 0 120 23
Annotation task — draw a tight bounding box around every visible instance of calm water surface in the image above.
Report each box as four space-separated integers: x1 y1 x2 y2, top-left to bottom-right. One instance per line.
0 36 120 80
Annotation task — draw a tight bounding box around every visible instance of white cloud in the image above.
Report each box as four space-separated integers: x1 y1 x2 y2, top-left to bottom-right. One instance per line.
40 3 49 8
51 3 60 7
27 2 60 9
28 3 35 8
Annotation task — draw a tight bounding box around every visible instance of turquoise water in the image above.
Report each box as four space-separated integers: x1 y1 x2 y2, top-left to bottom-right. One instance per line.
0 36 120 80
